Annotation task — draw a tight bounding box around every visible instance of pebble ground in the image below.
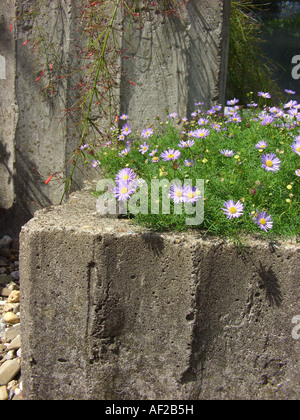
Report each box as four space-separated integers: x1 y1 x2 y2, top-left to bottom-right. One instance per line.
0 235 22 400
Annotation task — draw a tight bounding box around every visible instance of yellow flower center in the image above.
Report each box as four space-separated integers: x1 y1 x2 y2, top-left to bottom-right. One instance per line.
153 157 158 162
188 192 194 199
121 187 128 195
176 190 183 198
229 207 237 214
259 218 266 225
266 160 273 167
168 154 175 159
297 146 300 152
123 175 129 180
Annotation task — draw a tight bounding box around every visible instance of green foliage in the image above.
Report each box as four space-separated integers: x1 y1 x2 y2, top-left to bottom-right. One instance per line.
264 11 300 38
83 98 300 240
227 0 281 105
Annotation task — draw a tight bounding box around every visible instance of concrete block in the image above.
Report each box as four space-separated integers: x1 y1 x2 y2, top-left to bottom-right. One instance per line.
20 187 300 400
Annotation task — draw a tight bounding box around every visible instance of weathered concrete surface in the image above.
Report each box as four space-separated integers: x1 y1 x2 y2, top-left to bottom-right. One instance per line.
0 1 17 210
20 187 300 400
1 0 231 236
0 0 81 237
120 0 231 126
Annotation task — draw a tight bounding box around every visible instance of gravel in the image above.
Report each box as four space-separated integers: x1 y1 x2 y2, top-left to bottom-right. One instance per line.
0 235 22 400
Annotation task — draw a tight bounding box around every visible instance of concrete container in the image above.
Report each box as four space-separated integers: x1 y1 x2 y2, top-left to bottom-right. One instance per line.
20 187 300 400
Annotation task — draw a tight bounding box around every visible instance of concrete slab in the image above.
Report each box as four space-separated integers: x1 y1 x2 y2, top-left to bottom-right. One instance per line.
20 187 300 400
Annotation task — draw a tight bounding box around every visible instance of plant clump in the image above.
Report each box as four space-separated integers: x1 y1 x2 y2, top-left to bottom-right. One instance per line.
81 91 300 240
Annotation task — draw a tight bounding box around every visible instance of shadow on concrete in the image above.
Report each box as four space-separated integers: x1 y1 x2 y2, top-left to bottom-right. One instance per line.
257 261 283 307
141 232 165 256
1 1 80 237
234 246 283 307
0 149 53 237
0 140 13 185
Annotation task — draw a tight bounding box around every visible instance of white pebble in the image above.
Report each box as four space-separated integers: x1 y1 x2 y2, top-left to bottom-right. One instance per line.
6 350 14 360
14 387 21 396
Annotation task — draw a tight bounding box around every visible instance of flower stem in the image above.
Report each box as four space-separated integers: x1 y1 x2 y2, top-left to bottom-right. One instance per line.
60 0 121 203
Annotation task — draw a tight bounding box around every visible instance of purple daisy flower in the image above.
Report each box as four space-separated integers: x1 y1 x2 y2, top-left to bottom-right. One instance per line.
198 117 209 125
120 114 129 120
227 98 239 106
192 128 210 138
211 123 221 131
255 141 268 150
118 147 130 157
206 108 216 116
141 128 154 138
220 149 234 157
92 160 99 168
118 134 126 141
291 140 300 155
115 168 136 183
160 148 181 161
253 211 273 232
228 113 242 123
168 183 186 203
247 102 258 108
261 115 274 126
178 139 195 148
152 156 160 163
184 159 194 167
258 91 271 99
285 89 296 95
261 153 281 172
295 169 300 177
121 123 132 136
168 112 178 119
222 199 244 219
149 149 157 157
184 185 201 204
139 142 149 154
288 108 299 118
114 180 136 201
284 100 298 109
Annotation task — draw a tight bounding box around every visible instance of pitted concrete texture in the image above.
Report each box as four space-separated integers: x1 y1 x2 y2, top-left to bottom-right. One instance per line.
20 187 300 400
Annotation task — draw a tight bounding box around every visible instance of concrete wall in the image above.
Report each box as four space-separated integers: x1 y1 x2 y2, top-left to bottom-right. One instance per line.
0 1 17 211
0 0 82 237
0 0 231 236
20 187 300 400
120 0 231 127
